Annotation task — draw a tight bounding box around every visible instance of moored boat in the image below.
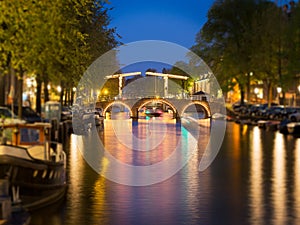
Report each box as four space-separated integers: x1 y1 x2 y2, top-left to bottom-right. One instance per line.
0 123 67 211
257 120 269 129
145 108 163 117
287 122 300 135
266 120 280 131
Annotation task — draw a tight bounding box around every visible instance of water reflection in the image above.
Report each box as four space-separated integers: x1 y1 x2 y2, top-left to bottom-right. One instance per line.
250 126 264 224
294 139 300 221
30 122 300 225
272 132 287 225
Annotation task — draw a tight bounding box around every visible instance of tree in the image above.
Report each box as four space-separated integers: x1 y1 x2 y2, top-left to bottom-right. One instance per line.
167 64 193 93
0 0 37 116
193 0 299 105
192 0 266 104
0 0 119 114
286 2 300 90
249 1 299 105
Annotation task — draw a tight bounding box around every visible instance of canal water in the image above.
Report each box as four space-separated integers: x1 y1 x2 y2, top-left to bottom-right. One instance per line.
30 118 300 225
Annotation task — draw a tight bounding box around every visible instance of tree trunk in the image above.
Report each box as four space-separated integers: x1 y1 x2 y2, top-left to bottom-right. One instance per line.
0 75 5 105
71 89 75 105
17 73 23 119
247 73 250 102
44 76 50 103
60 86 64 106
64 88 68 105
239 83 245 105
36 75 42 114
281 91 285 106
241 90 245 105
267 82 273 107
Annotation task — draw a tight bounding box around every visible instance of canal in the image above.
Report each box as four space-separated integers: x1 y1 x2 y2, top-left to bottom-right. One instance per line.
30 117 300 225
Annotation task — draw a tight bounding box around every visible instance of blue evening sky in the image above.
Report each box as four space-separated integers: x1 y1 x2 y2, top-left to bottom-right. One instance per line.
106 0 214 74
108 0 214 48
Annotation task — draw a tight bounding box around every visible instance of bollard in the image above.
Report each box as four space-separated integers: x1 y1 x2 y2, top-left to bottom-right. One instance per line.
58 122 65 143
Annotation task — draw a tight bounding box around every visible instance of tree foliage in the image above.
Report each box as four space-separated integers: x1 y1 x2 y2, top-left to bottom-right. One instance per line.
192 0 300 105
286 1 300 79
0 0 119 112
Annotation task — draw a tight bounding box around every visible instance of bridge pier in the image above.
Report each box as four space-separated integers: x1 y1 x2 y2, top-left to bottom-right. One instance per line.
132 118 138 127
173 111 181 124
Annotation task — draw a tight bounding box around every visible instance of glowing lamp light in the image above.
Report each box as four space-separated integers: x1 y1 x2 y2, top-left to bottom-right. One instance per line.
277 87 282 94
103 89 108 95
254 88 259 95
298 85 300 93
57 86 62 93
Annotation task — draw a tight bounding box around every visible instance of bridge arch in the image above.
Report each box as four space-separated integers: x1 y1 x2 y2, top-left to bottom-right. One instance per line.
103 101 133 118
137 99 177 114
180 101 211 118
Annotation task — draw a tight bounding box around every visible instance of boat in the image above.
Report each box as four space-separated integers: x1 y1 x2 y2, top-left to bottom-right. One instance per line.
265 120 280 131
144 108 163 117
0 123 67 211
257 120 269 129
212 113 227 120
287 122 300 135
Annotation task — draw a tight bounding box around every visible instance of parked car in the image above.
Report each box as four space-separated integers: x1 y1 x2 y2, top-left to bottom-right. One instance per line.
260 105 284 119
233 102 252 115
61 105 72 121
289 110 300 122
7 105 43 123
232 100 248 113
256 103 278 117
247 104 268 116
0 106 25 125
281 107 300 120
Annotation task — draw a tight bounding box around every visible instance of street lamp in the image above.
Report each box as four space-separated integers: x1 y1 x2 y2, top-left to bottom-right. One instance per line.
298 84 300 93
277 87 282 94
277 87 282 105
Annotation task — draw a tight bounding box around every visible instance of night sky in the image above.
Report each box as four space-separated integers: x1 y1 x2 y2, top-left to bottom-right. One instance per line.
108 0 214 48
107 0 214 73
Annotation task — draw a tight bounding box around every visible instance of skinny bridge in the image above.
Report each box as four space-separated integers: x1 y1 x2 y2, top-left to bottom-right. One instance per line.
97 72 212 121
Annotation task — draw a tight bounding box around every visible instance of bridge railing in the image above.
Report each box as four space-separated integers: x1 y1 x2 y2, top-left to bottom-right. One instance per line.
98 93 210 102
